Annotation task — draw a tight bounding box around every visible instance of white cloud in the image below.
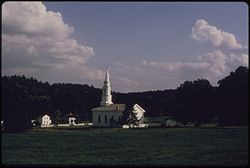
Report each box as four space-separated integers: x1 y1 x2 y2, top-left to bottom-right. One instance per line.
115 50 248 91
141 60 209 72
2 2 73 39
228 53 248 68
114 61 209 91
2 2 103 85
201 50 227 77
2 3 247 93
192 19 243 49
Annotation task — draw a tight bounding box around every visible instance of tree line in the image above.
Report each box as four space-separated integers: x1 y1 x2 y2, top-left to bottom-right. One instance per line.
1 66 248 132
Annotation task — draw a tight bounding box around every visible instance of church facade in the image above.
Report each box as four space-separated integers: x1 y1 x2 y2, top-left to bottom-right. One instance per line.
92 67 125 127
92 104 125 127
92 67 146 127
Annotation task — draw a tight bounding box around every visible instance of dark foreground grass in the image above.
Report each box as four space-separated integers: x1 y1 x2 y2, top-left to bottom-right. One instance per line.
1 127 248 166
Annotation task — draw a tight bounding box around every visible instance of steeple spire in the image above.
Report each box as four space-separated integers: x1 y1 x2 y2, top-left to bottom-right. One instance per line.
105 66 110 82
100 66 113 106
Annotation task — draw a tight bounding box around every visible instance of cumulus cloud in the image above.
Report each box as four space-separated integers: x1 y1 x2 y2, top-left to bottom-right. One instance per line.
227 53 248 69
200 50 227 77
2 3 247 92
113 19 247 92
2 2 103 84
115 49 248 91
2 2 73 39
192 19 243 49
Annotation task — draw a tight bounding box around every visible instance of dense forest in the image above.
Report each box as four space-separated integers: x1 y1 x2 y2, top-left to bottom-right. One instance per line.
1 66 248 132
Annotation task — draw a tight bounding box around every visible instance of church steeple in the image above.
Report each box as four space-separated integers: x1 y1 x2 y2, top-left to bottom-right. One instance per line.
100 67 113 106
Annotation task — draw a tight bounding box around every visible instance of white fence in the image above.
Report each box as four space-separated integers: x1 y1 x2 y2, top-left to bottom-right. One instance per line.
57 123 93 127
122 124 148 128
41 124 54 128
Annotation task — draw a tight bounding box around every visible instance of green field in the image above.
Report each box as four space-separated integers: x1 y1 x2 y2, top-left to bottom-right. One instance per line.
2 127 248 166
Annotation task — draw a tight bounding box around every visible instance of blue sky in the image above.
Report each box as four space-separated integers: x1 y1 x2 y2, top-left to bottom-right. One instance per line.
2 2 248 92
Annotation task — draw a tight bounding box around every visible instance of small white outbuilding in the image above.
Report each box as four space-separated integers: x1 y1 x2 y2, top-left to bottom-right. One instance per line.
68 112 76 126
41 114 52 127
132 104 145 123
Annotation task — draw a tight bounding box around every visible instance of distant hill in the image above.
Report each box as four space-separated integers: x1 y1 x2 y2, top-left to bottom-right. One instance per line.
1 66 248 132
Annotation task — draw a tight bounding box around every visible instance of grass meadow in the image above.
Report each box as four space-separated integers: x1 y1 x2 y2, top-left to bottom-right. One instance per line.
1 127 248 166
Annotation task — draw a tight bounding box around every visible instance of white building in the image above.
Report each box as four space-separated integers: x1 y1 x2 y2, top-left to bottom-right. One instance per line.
92 67 125 127
41 114 52 127
132 104 145 123
68 112 76 126
92 104 125 127
100 67 113 107
92 67 146 128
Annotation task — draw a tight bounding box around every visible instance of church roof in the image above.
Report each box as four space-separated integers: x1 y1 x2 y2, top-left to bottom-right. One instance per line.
92 104 126 112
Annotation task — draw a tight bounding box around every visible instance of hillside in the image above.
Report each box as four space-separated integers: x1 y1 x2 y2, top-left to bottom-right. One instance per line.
1 66 248 132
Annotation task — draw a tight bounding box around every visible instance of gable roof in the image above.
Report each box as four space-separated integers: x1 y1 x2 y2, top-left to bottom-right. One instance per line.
133 104 145 113
42 114 50 118
92 104 126 112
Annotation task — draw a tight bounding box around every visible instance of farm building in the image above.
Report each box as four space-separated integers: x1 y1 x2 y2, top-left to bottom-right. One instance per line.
67 112 77 126
131 104 145 124
92 67 146 127
41 114 52 127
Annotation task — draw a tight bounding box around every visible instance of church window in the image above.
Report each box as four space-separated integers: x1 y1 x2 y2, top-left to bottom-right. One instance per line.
98 115 101 123
105 115 107 123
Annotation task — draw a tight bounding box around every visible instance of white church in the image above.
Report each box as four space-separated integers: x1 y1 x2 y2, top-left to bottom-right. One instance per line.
92 67 146 127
